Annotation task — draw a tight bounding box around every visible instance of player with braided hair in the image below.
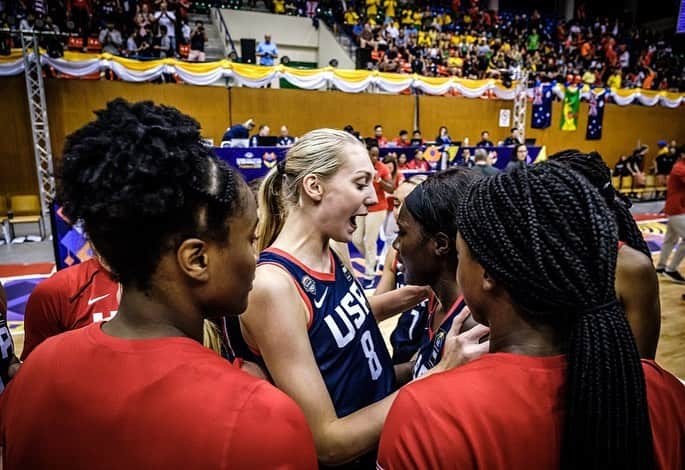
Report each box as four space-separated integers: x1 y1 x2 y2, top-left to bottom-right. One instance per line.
0 99 317 469
378 163 684 470
392 167 486 378
551 150 660 358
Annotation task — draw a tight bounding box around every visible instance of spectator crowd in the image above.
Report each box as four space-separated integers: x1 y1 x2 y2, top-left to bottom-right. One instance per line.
0 0 208 61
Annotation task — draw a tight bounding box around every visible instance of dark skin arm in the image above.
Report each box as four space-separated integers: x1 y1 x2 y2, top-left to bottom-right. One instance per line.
615 246 661 359
615 246 660 359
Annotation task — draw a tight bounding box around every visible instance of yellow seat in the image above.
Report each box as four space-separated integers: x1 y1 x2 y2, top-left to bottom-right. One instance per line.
618 175 633 194
611 176 620 190
8 194 44 240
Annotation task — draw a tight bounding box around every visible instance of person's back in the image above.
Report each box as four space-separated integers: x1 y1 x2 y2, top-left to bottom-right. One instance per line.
1 323 316 469
379 353 685 469
22 257 120 360
473 164 499 177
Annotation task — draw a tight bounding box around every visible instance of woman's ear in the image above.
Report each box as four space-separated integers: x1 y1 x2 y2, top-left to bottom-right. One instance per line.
301 173 324 202
177 238 210 282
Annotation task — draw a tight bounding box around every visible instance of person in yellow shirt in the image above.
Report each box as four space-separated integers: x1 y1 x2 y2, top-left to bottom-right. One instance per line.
383 0 396 20
607 69 622 89
344 9 359 26
412 10 422 27
428 28 438 43
418 30 430 47
273 0 285 14
401 8 413 26
366 0 379 18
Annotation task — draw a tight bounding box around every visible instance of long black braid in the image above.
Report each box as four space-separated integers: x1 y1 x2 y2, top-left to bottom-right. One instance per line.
457 163 654 470
550 149 651 258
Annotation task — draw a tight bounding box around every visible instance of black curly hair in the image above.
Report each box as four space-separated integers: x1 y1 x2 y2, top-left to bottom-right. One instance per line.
550 149 651 258
58 99 246 290
457 163 654 470
403 166 476 250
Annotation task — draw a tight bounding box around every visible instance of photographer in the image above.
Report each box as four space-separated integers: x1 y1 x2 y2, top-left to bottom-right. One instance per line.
188 20 206 62
256 33 278 66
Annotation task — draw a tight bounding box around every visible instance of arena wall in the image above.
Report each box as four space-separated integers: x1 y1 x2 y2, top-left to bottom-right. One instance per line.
2 77 684 197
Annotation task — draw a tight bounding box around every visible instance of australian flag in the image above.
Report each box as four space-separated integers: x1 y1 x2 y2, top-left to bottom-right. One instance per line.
531 83 553 129
586 89 606 140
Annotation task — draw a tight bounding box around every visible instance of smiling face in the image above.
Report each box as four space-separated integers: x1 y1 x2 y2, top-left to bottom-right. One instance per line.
316 144 377 242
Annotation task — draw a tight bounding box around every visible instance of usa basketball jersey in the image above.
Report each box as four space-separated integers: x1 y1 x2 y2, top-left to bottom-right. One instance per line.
258 247 395 418
0 313 15 394
389 259 430 364
412 295 466 379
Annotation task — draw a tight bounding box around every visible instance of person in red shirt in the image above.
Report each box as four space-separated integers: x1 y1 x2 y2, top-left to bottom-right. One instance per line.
378 163 684 470
21 256 120 360
656 145 685 282
407 149 431 171
352 146 394 287
373 124 389 147
0 99 317 470
392 130 411 148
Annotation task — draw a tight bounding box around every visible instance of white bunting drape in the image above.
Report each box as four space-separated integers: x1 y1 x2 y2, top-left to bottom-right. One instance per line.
0 50 682 107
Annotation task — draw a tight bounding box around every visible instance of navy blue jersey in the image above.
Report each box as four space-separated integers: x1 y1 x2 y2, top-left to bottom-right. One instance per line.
388 259 430 364
249 247 395 418
0 314 15 394
412 295 466 379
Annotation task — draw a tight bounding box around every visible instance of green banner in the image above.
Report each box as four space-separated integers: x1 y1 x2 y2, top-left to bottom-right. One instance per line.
561 87 581 131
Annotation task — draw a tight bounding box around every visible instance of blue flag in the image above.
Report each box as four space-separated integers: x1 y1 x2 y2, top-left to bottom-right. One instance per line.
531 82 553 129
586 89 606 140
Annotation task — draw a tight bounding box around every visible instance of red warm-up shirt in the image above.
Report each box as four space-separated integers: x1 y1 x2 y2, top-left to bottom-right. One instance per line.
665 159 685 216
378 353 685 469
21 258 120 360
369 160 391 212
0 323 318 470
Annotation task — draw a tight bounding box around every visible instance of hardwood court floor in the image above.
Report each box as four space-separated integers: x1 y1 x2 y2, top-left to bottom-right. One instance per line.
378 275 685 380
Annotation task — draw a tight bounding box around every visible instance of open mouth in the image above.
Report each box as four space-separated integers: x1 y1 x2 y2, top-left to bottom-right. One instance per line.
349 216 358 230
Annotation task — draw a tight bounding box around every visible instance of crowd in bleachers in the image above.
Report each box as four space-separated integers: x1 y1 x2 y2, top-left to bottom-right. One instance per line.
0 0 207 60
265 0 685 91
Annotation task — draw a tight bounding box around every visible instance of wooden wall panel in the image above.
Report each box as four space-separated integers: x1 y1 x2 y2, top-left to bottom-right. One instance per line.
3 79 685 200
229 87 416 140
419 95 685 167
0 77 38 196
46 80 230 160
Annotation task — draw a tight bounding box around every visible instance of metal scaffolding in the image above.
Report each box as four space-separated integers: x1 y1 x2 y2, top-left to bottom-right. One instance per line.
512 69 530 141
20 29 55 217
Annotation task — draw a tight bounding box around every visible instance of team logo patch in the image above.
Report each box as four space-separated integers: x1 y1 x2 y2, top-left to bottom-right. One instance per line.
434 331 446 353
262 151 278 169
301 275 316 295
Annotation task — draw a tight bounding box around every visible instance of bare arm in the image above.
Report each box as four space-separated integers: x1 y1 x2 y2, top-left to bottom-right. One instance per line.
374 246 398 296
616 246 660 359
379 176 394 193
368 286 430 323
240 265 398 466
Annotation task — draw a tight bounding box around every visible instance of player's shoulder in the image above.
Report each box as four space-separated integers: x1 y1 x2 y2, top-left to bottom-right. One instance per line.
34 259 100 295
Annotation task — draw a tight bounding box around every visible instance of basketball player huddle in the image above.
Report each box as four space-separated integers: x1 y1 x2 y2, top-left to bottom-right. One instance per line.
0 101 683 470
